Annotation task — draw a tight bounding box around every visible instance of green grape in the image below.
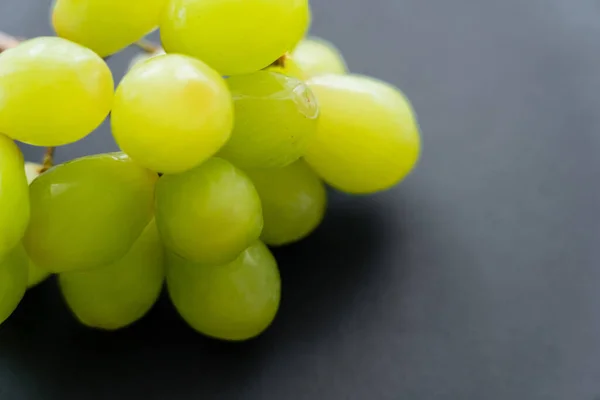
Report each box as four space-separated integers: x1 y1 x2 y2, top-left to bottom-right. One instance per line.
52 0 167 57
111 54 233 174
245 160 326 246
59 220 164 330
160 0 310 76
265 55 306 80
156 158 263 265
0 244 28 325
0 134 29 260
166 241 280 341
22 162 51 287
218 71 319 169
23 153 157 273
0 37 113 146
304 74 421 194
292 37 348 77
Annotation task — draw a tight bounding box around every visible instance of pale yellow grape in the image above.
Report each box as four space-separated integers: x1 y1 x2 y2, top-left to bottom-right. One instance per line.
155 158 263 265
218 71 319 169
23 162 51 287
292 37 347 77
245 161 326 246
166 241 280 341
0 244 28 325
52 0 167 57
160 0 310 76
24 153 157 273
0 134 29 260
0 37 114 146
112 54 233 174
304 75 421 194
59 221 164 330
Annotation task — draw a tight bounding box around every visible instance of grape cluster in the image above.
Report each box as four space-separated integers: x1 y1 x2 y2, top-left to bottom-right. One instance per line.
0 0 421 341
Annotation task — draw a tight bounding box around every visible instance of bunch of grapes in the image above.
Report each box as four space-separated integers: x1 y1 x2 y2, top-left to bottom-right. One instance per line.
0 0 421 341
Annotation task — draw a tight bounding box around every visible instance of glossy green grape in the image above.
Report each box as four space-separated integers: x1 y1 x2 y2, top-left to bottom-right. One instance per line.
245 160 326 246
52 0 167 57
23 162 51 288
166 241 280 341
304 74 421 194
112 54 233 174
0 244 28 325
160 0 310 76
23 153 157 273
0 37 114 146
156 158 263 265
218 71 319 169
59 220 164 330
0 134 29 260
292 37 348 77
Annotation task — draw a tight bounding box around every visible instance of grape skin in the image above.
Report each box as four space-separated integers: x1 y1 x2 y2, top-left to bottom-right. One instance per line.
218 71 319 169
24 153 157 273
59 220 164 330
155 158 263 266
111 54 233 174
52 0 167 57
292 37 348 77
304 74 421 194
160 0 310 76
0 134 29 260
0 37 114 146
0 244 28 325
244 160 327 246
166 241 280 341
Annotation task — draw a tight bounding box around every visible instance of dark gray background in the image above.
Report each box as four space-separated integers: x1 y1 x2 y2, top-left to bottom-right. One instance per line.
1 0 599 399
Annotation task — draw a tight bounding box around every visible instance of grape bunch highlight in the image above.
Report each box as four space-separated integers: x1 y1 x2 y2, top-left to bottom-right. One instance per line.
0 0 421 340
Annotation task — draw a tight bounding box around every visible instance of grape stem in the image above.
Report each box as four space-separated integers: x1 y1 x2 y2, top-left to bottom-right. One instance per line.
0 31 20 53
271 53 288 68
39 147 56 173
134 39 161 54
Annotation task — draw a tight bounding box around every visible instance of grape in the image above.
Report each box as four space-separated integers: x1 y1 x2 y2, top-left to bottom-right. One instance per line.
155 158 263 265
23 153 157 273
166 241 280 341
111 54 233 174
160 0 310 76
218 71 319 169
0 37 113 146
265 55 306 80
22 162 51 288
304 75 421 194
245 160 326 246
0 134 29 260
52 0 167 57
292 37 348 77
0 244 28 325
59 220 164 330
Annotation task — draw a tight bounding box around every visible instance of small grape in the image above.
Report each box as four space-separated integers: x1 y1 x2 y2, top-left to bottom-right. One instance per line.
23 153 157 273
0 134 29 260
292 37 348 77
245 160 326 246
166 241 280 341
0 37 113 146
304 74 421 194
22 162 51 288
111 54 233 174
0 244 28 325
52 0 167 57
160 0 310 76
155 158 263 266
59 220 164 330
218 71 319 169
